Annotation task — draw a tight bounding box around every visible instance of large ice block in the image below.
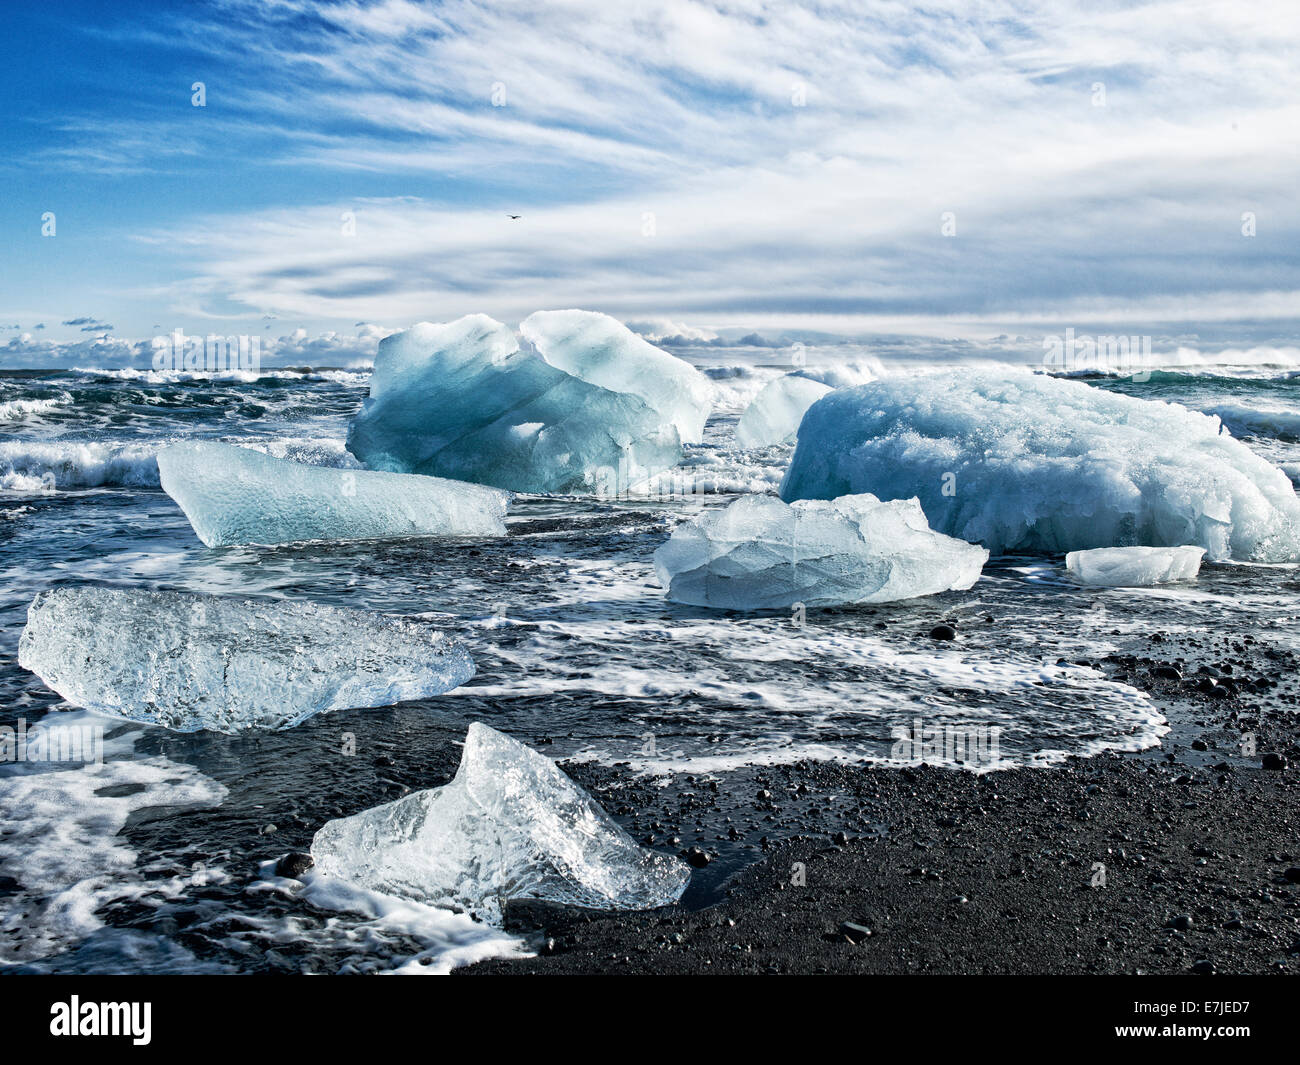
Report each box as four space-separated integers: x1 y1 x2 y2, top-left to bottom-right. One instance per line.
347 312 710 495
654 493 988 610
735 374 833 448
157 441 509 547
18 587 474 732
311 722 690 919
1065 545 1205 587
781 371 1300 561
520 310 713 444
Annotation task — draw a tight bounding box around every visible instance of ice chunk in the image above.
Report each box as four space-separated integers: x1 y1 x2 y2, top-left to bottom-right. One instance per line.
157 441 509 547
735 374 832 448
18 587 474 733
348 312 710 495
782 371 1300 561
1065 545 1205 587
520 310 713 444
311 722 690 919
654 493 988 610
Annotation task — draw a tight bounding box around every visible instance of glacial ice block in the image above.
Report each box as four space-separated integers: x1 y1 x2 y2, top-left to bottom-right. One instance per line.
654 493 988 610
157 441 509 547
347 312 709 495
781 371 1300 561
1065 545 1205 587
18 587 474 733
735 374 833 448
520 310 713 444
311 722 690 919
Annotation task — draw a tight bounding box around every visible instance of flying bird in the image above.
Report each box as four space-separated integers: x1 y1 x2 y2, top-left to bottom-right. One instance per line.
506 214 521 220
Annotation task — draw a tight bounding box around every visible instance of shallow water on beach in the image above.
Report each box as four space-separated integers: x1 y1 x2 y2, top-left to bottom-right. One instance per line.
2 355 1298 972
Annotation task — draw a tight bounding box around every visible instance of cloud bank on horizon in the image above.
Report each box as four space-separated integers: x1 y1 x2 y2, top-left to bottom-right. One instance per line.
2 0 1298 365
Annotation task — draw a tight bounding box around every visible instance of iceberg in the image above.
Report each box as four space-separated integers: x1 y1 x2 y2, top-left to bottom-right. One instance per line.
781 371 1300 561
654 493 988 610
1065 545 1205 587
347 312 712 495
735 375 832 448
157 441 509 547
520 310 713 445
311 722 690 919
18 587 474 733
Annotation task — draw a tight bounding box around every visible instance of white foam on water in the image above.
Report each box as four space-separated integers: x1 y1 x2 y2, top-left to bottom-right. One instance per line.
0 709 227 968
0 435 363 495
252 865 529 975
67 366 371 386
0 396 68 421
454 611 1167 775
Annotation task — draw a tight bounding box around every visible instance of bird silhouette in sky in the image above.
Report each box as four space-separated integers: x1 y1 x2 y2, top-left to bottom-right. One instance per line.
506 214 521 220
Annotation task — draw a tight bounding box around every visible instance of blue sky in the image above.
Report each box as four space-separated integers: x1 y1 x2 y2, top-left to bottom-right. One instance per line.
3 0 1298 365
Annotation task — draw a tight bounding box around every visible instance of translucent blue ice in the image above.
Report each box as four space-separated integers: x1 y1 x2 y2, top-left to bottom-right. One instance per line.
782 371 1300 560
158 441 509 547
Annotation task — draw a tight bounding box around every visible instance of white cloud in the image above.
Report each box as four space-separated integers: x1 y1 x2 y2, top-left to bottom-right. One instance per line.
19 0 1300 338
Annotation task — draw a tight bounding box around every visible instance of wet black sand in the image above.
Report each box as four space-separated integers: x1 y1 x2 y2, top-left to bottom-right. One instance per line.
461 628 1300 975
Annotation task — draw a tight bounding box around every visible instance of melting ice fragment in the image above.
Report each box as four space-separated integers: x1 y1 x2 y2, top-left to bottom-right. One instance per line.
1066 545 1205 587
347 312 712 495
782 370 1300 561
17 587 474 733
157 441 508 547
519 309 713 445
311 722 691 919
735 374 832 448
654 493 988 610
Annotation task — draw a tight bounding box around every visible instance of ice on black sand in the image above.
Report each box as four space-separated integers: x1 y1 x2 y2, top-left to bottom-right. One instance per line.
1065 545 1205 587
654 492 987 610
17 586 474 732
311 722 691 920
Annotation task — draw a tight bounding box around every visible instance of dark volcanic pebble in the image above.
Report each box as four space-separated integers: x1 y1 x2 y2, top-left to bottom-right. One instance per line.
274 852 315 879
928 625 957 641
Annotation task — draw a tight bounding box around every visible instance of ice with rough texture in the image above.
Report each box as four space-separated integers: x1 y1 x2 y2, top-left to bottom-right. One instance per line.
18 587 474 733
1066 545 1206 587
782 371 1300 561
654 493 988 610
311 722 690 919
157 441 509 547
735 374 833 448
520 309 713 444
348 312 711 494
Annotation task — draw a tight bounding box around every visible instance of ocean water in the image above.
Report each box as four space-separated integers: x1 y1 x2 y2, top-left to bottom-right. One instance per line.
2 354 1299 973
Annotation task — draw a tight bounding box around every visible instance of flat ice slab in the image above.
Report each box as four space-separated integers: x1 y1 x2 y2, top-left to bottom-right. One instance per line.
735 374 832 448
18 587 474 732
311 722 690 919
348 312 712 495
781 370 1300 561
1066 545 1206 587
157 441 508 547
654 493 988 610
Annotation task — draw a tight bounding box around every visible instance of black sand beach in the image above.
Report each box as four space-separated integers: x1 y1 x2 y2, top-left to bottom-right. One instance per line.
462 629 1300 975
